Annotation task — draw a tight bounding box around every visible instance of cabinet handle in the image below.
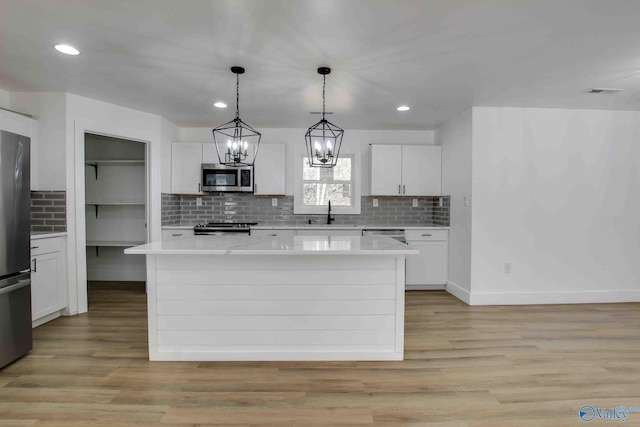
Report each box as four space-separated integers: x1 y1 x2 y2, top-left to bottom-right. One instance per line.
172 233 183 237
254 184 257 193
198 183 201 192
422 234 432 237
398 185 401 194
33 258 37 273
30 246 39 249
270 234 277 237
403 184 406 194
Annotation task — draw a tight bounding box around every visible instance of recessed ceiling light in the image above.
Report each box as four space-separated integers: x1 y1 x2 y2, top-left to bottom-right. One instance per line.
397 105 410 111
213 102 227 108
54 44 80 55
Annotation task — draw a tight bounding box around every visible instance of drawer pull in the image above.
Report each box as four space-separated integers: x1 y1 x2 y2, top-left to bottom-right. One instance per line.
172 233 183 237
421 234 432 237
33 258 37 273
30 246 39 249
270 234 278 236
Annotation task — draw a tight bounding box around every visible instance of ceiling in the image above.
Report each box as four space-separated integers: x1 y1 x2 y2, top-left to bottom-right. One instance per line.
2 0 640 130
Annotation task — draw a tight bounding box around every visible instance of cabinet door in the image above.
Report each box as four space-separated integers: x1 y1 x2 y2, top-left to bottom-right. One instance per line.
201 143 219 164
31 252 62 321
251 229 295 239
402 145 441 196
405 241 448 286
295 229 361 237
171 143 203 194
254 144 285 195
370 145 402 195
161 230 193 241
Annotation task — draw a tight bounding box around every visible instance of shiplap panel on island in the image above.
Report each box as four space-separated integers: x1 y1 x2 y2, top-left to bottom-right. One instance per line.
125 235 416 361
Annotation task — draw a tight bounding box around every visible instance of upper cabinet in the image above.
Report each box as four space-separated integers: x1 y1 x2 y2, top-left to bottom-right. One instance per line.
370 144 441 196
254 144 285 195
171 143 206 195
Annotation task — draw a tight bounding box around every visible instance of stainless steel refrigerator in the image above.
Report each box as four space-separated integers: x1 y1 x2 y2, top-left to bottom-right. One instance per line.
0 129 32 368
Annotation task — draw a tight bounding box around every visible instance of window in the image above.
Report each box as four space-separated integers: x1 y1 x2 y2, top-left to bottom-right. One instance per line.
294 153 360 214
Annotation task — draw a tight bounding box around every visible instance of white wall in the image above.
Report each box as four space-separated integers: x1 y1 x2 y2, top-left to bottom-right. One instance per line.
178 127 435 195
471 107 640 304
0 87 10 110
10 92 67 190
437 109 472 303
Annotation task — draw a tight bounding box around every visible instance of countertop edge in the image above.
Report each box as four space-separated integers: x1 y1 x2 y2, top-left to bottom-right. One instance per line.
31 232 68 240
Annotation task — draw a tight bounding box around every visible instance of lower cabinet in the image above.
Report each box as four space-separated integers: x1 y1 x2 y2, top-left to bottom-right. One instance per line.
405 229 448 289
31 235 67 326
162 229 193 241
250 229 295 239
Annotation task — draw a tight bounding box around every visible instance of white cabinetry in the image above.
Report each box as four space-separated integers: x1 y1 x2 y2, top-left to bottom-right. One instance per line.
370 145 441 196
405 229 448 289
171 143 205 195
250 229 295 239
294 229 361 237
162 229 193 241
254 144 285 195
31 235 66 326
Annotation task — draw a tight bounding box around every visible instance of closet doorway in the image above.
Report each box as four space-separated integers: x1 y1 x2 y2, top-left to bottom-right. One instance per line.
83 133 148 298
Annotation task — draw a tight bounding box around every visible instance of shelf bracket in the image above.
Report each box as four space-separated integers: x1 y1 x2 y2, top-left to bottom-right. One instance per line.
87 163 98 179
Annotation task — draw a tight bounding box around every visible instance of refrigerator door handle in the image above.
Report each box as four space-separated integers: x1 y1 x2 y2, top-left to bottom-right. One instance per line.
0 278 30 295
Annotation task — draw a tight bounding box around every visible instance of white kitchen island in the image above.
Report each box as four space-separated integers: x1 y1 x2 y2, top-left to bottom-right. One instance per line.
125 235 417 361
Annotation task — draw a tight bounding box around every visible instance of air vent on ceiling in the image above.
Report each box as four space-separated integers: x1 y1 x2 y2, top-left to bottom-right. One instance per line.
587 88 624 94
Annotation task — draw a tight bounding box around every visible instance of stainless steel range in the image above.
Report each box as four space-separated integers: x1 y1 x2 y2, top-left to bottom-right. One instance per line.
193 222 257 236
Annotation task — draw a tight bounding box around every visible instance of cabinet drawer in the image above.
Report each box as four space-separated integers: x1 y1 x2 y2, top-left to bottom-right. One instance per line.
30 237 62 256
405 229 448 241
162 230 193 241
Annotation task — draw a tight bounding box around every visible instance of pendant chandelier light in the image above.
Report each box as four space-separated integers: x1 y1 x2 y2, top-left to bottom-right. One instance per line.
305 67 344 168
212 66 261 167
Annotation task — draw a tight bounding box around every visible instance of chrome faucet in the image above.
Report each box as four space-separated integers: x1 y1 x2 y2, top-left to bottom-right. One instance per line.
327 200 335 225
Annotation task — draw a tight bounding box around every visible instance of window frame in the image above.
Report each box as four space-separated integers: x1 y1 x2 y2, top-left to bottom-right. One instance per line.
293 152 361 215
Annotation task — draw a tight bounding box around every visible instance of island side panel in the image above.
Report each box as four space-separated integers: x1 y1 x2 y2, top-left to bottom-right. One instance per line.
145 255 159 360
395 255 406 354
149 254 404 361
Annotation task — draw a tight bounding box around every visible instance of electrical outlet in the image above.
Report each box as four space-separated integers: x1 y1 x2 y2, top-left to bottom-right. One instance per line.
272 198 278 207
504 263 511 274
196 197 202 207
373 198 378 207
412 199 418 208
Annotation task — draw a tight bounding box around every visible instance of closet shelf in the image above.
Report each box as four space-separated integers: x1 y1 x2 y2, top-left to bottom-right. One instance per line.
86 240 145 247
85 160 144 166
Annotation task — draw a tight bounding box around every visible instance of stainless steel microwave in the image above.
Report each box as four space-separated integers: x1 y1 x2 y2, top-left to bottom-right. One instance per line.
201 164 253 192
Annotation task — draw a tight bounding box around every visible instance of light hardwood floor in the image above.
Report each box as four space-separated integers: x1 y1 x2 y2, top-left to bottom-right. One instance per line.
1 282 639 426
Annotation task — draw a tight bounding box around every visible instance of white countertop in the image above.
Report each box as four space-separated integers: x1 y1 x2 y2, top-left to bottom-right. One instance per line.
162 224 449 230
125 235 418 256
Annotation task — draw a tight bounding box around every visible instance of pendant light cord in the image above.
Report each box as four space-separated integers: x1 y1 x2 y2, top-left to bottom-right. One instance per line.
322 73 326 121
236 73 240 119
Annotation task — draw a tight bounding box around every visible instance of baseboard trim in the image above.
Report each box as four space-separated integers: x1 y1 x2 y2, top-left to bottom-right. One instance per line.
469 289 640 305
445 280 471 304
406 284 445 291
32 310 62 328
